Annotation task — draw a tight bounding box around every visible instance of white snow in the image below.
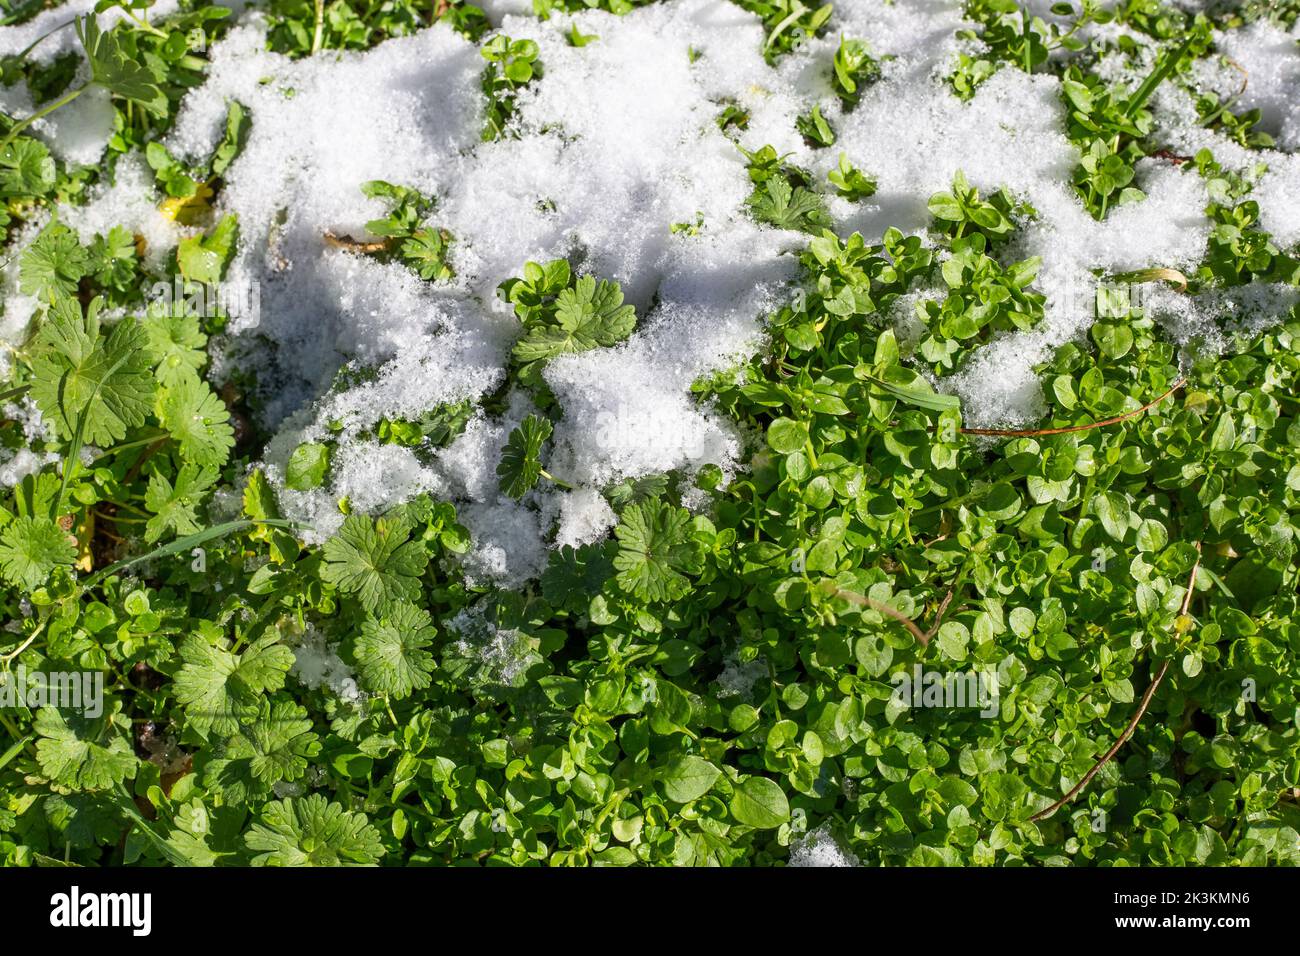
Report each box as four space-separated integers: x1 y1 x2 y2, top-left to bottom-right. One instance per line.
447 602 533 684
286 623 361 703
716 654 767 699
2 0 1298 582
1144 280 1300 354
788 824 859 867
552 486 618 550
0 447 59 488
1216 20 1300 151
0 1 181 165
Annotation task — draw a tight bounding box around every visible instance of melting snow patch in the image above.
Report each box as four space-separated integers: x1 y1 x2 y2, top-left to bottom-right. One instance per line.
4 0 1297 581
716 655 767 700
1216 20 1300 151
552 486 618 551
1145 281 1300 354
156 3 815 569
286 625 361 703
447 602 534 685
788 825 859 867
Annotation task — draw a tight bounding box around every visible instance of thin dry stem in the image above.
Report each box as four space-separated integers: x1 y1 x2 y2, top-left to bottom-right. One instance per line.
825 585 930 647
1028 543 1202 823
962 377 1185 438
324 231 389 253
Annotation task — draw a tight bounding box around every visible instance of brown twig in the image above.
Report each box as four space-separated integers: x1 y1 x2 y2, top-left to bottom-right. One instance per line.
124 438 168 484
1029 543 1202 823
324 230 390 254
961 377 1185 438
823 583 930 647
1224 56 1249 98
91 515 126 543
923 588 957 643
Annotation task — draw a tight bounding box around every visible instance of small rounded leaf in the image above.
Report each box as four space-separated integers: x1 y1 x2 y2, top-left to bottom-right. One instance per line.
661 755 721 804
767 417 809 455
730 775 790 829
286 442 330 491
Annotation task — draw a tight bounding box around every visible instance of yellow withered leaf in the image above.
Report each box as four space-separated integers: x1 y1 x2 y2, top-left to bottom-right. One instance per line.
160 182 215 225
75 511 94 573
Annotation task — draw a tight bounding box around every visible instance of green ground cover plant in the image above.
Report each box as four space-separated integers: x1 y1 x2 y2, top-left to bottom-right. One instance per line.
0 0 1297 867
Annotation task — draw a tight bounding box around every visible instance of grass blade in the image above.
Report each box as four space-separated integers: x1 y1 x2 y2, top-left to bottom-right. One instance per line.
83 518 308 589
861 373 962 413
1125 33 1196 118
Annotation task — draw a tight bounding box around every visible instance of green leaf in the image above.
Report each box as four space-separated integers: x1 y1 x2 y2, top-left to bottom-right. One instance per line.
858 371 962 412
243 469 280 523
286 442 330 491
142 302 208 387
0 515 76 590
144 463 219 543
34 706 136 792
541 543 614 610
174 631 294 738
320 512 430 614
1136 518 1168 553
1093 491 1131 542
177 214 239 284
244 795 385 866
730 775 790 829
613 499 699 603
210 100 249 178
927 192 964 222
160 798 233 867
497 414 552 499
353 601 437 698
146 141 202 198
76 15 168 115
203 699 320 804
19 221 88 302
512 275 636 363
0 138 55 198
748 176 830 233
828 151 877 200
158 377 236 468
661 755 721 803
767 417 809 454
400 227 455 281
87 225 139 293
29 298 153 446
937 621 971 661
1209 413 1236 453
